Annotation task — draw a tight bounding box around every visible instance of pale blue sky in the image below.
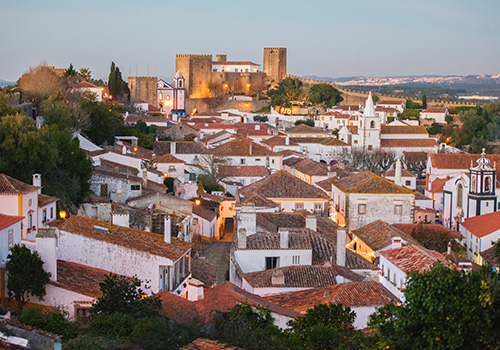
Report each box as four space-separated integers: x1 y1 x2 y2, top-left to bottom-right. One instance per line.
1 0 499 82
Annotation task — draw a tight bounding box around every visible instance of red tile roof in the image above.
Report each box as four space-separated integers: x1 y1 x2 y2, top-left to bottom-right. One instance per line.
379 244 453 274
378 100 404 105
193 283 298 324
332 171 414 194
58 216 192 261
480 245 499 267
242 265 363 289
212 61 260 66
157 291 201 325
286 124 329 134
0 174 39 195
0 213 24 231
381 139 438 148
38 194 58 207
381 125 428 134
264 281 399 313
290 158 329 176
392 223 461 240
192 205 217 221
219 165 270 177
352 220 419 251
240 170 329 199
212 136 277 156
429 153 500 171
237 231 313 250
155 154 185 164
427 177 448 193
461 211 500 238
422 107 448 113
261 135 299 147
76 81 99 89
385 168 416 178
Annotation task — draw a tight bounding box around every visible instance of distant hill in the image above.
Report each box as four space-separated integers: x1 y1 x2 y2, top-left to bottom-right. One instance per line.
0 79 15 87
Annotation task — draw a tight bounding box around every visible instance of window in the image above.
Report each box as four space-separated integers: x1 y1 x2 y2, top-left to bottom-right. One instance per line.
265 257 279 270
131 185 141 191
159 93 163 100
358 204 366 215
370 121 375 128
292 255 301 265
240 158 246 165
193 218 199 225
457 183 463 208
50 207 53 219
314 203 322 212
405 180 411 186
168 165 176 171
394 205 403 215
485 177 491 192
8 229 14 248
295 202 304 211
179 80 183 88
42 209 47 223
28 212 33 229
368 145 373 151
100 184 108 197
255 158 261 162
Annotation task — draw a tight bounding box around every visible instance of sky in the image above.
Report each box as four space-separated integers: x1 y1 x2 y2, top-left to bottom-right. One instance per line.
1 0 499 82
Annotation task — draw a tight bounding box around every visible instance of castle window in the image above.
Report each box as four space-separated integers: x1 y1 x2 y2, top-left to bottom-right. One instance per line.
457 183 463 208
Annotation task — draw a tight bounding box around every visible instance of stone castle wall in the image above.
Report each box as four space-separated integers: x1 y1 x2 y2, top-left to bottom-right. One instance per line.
263 47 287 83
128 76 157 106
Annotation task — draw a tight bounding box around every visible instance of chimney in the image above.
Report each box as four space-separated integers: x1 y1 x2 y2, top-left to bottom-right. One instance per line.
164 215 171 244
391 237 402 249
237 228 247 249
336 229 346 267
447 241 452 255
171 142 176 155
142 169 148 187
196 131 201 143
395 158 402 186
239 203 256 234
255 124 260 130
187 278 205 301
305 215 317 232
271 269 284 285
122 145 127 154
32 174 42 194
112 210 129 227
131 138 138 148
36 229 57 281
249 142 253 155
285 136 289 145
116 185 123 204
279 228 289 249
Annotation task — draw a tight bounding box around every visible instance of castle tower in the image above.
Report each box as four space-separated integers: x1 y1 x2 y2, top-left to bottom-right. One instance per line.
172 70 186 117
359 92 381 151
468 149 497 217
128 76 158 106
263 48 287 83
175 54 213 98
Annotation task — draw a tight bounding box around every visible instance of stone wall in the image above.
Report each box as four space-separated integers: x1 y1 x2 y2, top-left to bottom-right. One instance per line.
263 48 287 83
128 76 157 106
176 54 213 98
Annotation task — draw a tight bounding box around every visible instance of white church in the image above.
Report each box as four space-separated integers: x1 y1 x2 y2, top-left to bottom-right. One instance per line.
157 70 186 117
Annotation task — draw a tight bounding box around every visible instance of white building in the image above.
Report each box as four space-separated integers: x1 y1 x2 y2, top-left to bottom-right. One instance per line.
157 71 186 117
461 211 500 264
421 107 449 124
0 214 23 267
212 61 260 73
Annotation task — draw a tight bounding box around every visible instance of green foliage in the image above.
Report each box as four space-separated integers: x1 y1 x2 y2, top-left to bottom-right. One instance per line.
422 93 427 109
458 103 500 147
269 78 303 113
116 121 155 149
20 307 79 340
211 303 289 350
445 114 454 124
91 274 161 318
288 303 360 350
107 62 130 101
405 99 423 109
407 224 460 253
78 68 91 80
0 91 20 117
294 119 314 127
309 84 343 108
80 95 124 145
427 122 443 135
6 245 51 312
369 265 500 349
254 115 269 123
254 106 271 113
399 108 420 120
65 335 119 350
495 241 500 264
64 63 77 77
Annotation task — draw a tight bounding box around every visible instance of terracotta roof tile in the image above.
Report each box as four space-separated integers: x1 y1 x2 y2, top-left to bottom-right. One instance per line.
58 216 192 261
242 265 364 289
153 141 208 156
385 168 416 178
381 125 428 134
332 171 414 194
286 124 328 134
192 205 217 221
265 281 399 313
219 165 270 177
381 138 437 148
0 174 39 195
392 223 461 240
238 231 312 250
261 136 299 147
193 283 298 324
429 153 500 171
191 259 218 288
0 213 24 231
422 107 448 113
480 245 499 267
240 170 329 199
158 291 201 325
378 100 404 105
155 154 185 164
352 220 420 251
461 211 500 238
212 136 277 156
290 159 329 176
213 61 260 66
76 81 99 89
379 245 453 274
240 193 279 208
427 177 447 193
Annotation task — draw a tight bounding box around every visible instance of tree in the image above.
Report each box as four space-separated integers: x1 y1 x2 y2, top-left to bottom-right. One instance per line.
211 303 288 350
254 115 269 123
309 84 343 109
426 122 443 135
288 303 361 350
80 94 124 145
294 119 314 127
91 274 161 318
369 264 500 349
107 62 129 101
78 68 91 80
335 148 395 175
64 63 77 77
40 97 90 132
422 93 427 109
18 63 65 107
401 152 427 178
269 77 303 113
193 154 229 192
6 244 51 312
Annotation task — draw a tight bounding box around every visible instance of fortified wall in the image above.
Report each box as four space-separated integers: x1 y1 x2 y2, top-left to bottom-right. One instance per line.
128 76 157 106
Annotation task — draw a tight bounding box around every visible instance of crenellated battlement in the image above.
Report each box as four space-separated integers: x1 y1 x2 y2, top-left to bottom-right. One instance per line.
176 54 213 59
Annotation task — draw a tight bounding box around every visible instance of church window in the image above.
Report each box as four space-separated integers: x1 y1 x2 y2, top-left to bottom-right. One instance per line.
159 93 163 100
457 183 463 208
471 176 476 192
179 80 183 88
485 177 491 192
370 121 375 128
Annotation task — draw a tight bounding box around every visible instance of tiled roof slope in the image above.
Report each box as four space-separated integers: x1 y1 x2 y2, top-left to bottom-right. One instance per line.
461 211 500 238
240 170 329 199
242 265 363 288
192 205 217 221
0 213 24 231
238 231 312 250
291 159 328 176
155 154 185 163
430 153 500 172
480 245 499 267
286 124 329 134
219 165 270 177
392 223 461 240
265 281 399 313
153 141 207 156
51 260 111 298
379 244 453 274
385 168 416 177
241 193 279 208
381 139 437 148
59 216 191 261
352 220 420 251
158 291 200 325
212 136 277 156
381 125 428 134
193 283 298 324
0 174 39 195
261 136 299 147
332 171 414 194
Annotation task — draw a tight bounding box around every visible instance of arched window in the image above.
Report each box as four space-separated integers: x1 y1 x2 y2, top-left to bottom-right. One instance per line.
471 176 476 193
370 121 375 129
485 177 491 192
457 183 463 208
